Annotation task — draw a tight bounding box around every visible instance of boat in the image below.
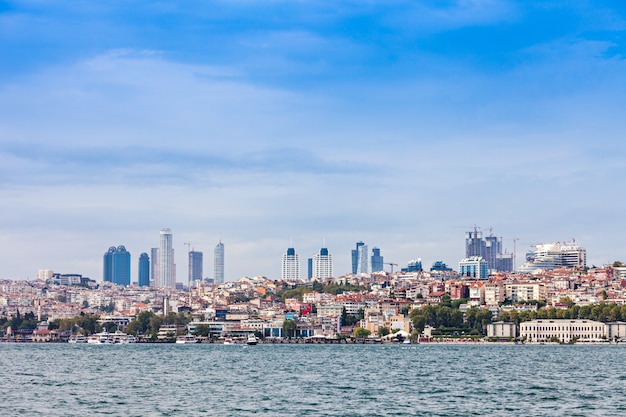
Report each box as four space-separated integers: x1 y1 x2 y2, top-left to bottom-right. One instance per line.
87 331 113 344
112 331 137 344
68 335 88 344
246 334 258 345
176 333 199 344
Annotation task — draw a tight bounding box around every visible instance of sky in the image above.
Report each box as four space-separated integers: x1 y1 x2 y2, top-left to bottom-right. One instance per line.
1 0 626 282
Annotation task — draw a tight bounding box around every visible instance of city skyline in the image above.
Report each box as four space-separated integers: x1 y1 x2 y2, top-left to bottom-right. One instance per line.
1 2 626 281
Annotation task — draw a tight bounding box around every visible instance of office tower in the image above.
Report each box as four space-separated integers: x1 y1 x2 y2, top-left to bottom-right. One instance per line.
281 247 300 281
401 259 423 273
459 256 488 279
371 247 384 272
519 242 586 273
214 241 224 284
307 258 313 280
159 228 176 288
138 253 150 287
150 247 159 287
103 245 131 286
189 250 203 283
312 247 333 280
351 241 368 274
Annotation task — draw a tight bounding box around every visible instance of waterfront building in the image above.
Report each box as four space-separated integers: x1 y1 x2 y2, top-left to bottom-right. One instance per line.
214 241 224 284
520 319 608 343
519 242 586 273
189 250 203 283
459 256 488 279
371 247 384 273
138 253 150 287
487 322 517 339
313 247 333 280
158 228 176 289
281 247 300 281
103 246 131 286
351 241 368 275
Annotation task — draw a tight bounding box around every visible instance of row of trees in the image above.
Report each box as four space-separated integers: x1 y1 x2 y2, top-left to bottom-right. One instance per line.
276 282 367 302
126 311 191 339
0 310 38 331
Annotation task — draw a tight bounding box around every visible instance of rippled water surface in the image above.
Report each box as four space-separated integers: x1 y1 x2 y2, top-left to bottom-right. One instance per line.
1 343 626 416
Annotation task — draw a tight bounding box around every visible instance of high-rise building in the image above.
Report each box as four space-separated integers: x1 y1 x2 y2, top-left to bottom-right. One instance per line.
281 247 300 281
371 247 384 273
189 250 203 283
159 228 176 288
519 242 586 273
351 241 368 274
103 245 131 286
150 247 159 287
138 253 150 287
313 247 333 280
307 258 313 280
214 241 224 284
401 259 423 273
465 229 512 273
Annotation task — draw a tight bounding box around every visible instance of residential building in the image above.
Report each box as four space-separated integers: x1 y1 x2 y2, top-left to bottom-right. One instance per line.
214 241 224 284
312 247 333 280
281 247 300 281
138 253 150 287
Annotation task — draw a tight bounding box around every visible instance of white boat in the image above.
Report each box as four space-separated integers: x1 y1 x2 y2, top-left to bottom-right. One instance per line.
176 333 198 344
112 331 137 344
68 335 88 344
87 331 113 344
246 334 258 345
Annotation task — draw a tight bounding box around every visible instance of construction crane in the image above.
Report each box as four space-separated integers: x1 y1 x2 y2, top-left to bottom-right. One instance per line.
386 263 398 274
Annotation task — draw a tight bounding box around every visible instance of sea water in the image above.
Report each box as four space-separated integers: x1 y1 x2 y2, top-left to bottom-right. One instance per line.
1 343 625 416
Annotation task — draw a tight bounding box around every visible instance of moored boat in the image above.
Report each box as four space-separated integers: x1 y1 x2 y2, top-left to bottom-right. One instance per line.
176 333 198 344
246 334 258 345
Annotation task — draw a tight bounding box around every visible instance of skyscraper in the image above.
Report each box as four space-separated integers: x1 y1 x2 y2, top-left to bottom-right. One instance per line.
214 241 224 284
103 245 131 286
150 247 159 287
281 247 300 281
371 247 384 272
138 253 150 287
189 250 203 283
159 228 176 288
313 247 333 280
465 229 513 273
351 241 368 274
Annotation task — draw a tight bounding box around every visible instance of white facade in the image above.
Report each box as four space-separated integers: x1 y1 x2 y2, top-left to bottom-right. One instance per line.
313 248 333 280
519 242 586 272
520 319 606 343
281 247 300 281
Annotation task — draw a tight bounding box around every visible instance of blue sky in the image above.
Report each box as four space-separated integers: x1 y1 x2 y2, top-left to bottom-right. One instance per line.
1 0 625 281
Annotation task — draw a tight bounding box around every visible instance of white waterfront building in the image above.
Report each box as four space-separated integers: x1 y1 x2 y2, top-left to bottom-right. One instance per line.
519 319 626 343
281 247 300 281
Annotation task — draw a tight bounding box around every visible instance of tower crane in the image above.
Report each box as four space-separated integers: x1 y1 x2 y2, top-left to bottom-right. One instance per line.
386 263 398 274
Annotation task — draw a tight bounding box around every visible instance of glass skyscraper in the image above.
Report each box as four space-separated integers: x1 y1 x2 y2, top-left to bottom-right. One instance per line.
189 250 203 284
371 247 384 272
103 245 131 286
214 241 224 284
351 241 368 274
138 252 150 287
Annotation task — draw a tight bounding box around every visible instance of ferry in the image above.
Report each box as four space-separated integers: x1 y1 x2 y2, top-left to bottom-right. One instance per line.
176 333 199 344
246 334 258 346
112 331 137 344
68 335 88 344
87 331 113 344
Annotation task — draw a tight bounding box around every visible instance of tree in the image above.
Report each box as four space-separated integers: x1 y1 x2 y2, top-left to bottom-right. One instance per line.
354 327 371 338
193 324 211 338
282 319 296 338
378 326 390 337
